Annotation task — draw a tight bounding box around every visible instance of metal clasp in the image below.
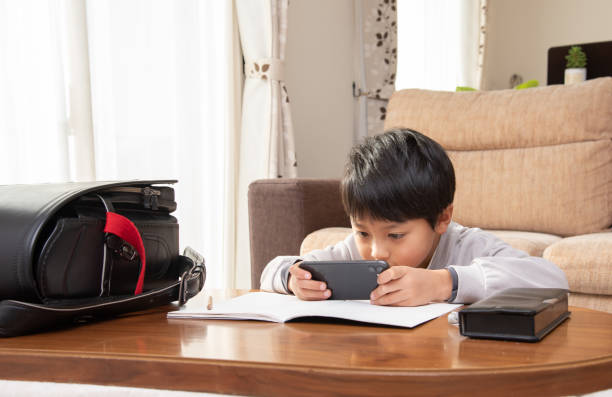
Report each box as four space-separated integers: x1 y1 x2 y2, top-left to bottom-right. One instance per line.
142 186 161 210
178 248 206 305
105 234 138 261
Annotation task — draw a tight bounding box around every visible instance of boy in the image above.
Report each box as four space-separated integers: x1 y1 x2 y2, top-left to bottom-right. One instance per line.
260 129 568 306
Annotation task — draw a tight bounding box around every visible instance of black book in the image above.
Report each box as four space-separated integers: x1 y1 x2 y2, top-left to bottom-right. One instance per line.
459 288 570 342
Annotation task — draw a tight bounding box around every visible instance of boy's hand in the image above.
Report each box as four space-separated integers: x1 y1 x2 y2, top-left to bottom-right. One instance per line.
370 267 452 306
287 262 332 301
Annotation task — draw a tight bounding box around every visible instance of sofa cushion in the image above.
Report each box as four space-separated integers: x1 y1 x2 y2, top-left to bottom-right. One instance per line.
487 230 561 257
300 227 560 258
301 227 352 256
447 140 612 236
567 292 612 314
384 78 612 237
543 232 612 296
385 77 612 150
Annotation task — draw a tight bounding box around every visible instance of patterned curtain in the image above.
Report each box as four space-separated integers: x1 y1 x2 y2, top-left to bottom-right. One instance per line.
235 0 297 288
477 0 488 90
354 0 398 139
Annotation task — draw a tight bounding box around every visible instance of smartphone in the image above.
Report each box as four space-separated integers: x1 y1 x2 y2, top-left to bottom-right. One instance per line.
298 260 390 300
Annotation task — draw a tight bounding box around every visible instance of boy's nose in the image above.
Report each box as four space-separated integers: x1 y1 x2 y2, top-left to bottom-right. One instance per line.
371 241 389 260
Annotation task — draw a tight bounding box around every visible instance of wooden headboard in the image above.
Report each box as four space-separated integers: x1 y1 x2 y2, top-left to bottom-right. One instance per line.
547 40 612 85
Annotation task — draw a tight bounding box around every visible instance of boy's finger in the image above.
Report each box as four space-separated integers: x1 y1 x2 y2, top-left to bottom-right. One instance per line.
371 289 414 306
377 266 410 284
370 280 401 300
296 279 327 291
298 288 332 301
290 264 312 280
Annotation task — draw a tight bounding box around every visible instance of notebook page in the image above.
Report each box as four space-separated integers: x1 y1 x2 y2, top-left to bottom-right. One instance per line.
168 292 460 328
302 298 460 328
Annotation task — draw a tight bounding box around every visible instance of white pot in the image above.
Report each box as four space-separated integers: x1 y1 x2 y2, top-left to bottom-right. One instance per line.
564 68 586 85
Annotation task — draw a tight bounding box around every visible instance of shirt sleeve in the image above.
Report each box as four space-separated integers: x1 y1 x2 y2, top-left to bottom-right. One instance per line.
259 233 361 294
446 227 569 304
259 256 301 294
451 255 569 303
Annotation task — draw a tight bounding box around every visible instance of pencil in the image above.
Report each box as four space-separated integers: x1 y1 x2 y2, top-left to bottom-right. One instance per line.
207 296 213 310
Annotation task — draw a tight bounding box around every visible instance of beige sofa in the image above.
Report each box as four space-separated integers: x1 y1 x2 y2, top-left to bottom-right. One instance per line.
249 77 612 312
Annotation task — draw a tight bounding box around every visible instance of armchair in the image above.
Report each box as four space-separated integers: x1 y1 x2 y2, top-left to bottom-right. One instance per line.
249 78 612 312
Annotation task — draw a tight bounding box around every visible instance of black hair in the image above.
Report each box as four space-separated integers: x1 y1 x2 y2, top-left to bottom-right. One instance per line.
341 129 455 229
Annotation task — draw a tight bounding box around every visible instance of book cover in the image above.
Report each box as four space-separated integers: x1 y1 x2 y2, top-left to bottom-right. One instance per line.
168 292 461 328
458 288 570 342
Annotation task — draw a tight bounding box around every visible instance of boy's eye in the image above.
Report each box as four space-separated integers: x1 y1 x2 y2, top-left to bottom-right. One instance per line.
356 231 369 238
388 233 404 240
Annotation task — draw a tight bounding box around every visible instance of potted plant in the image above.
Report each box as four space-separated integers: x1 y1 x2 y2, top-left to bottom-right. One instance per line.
564 46 587 85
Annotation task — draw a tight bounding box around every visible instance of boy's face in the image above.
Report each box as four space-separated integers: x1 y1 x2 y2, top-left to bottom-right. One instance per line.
351 206 452 269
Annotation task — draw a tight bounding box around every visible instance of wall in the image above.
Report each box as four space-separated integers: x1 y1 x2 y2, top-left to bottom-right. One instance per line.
285 0 612 178
285 0 355 178
484 0 612 90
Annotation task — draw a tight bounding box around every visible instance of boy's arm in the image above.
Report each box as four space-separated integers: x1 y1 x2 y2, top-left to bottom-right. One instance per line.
447 232 569 303
451 255 569 303
259 233 360 294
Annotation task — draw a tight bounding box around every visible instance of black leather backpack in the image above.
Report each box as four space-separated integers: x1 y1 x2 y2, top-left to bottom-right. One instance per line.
0 180 205 337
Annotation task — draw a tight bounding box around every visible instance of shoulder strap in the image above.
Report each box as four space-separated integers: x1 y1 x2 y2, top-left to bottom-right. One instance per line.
0 254 204 337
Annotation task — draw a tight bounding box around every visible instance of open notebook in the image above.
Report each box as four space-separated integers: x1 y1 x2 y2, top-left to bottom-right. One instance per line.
167 292 461 328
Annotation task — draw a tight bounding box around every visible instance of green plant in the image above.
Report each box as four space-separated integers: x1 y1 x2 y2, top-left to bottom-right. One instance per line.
455 86 477 92
514 79 539 90
565 46 587 68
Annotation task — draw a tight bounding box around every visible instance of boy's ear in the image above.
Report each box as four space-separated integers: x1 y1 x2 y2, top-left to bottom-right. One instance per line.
434 204 453 234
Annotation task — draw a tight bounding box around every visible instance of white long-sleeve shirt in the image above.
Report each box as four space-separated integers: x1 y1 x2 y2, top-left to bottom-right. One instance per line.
260 221 569 303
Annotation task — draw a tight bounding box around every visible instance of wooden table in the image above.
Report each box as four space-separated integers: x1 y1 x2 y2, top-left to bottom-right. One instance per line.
0 290 611 396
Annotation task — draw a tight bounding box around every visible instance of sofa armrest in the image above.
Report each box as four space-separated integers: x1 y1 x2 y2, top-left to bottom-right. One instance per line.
248 178 350 288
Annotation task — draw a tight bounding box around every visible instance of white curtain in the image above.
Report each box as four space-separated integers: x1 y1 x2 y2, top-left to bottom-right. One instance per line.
0 0 71 183
234 0 297 288
0 0 241 290
395 0 487 91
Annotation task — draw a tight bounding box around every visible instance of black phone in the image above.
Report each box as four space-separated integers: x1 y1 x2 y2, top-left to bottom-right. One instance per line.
298 260 390 300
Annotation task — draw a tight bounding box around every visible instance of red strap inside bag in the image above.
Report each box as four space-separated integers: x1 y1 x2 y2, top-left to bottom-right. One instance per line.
104 212 146 295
